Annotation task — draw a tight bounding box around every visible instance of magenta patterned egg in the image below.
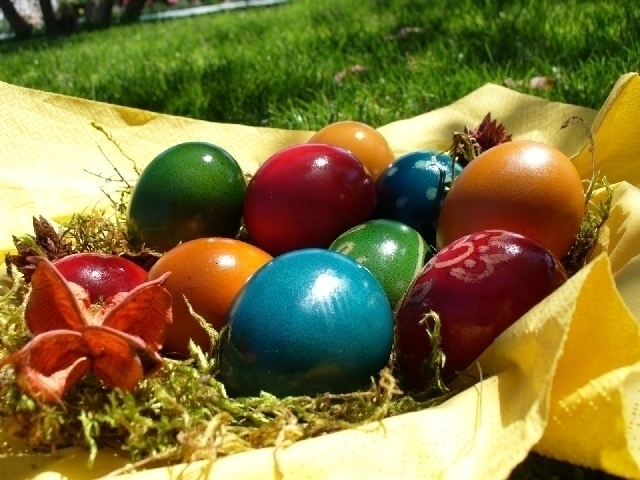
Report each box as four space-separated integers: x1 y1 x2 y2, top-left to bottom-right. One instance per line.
394 229 568 391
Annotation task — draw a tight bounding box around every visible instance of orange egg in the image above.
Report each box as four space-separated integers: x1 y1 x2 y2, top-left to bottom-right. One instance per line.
436 140 585 259
309 120 395 181
147 237 272 358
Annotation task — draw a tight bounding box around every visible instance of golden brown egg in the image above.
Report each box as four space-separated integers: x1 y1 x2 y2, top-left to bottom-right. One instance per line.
309 120 395 181
436 140 585 259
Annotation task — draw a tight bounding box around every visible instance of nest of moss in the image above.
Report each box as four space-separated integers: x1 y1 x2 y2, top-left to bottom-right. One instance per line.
0 117 614 476
0 255 460 473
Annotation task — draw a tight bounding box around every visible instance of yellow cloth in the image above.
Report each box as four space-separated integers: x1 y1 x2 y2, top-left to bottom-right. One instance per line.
0 72 639 480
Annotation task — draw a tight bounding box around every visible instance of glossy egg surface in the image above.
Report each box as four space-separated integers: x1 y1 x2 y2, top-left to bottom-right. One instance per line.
308 120 395 181
374 150 462 247
147 237 272 358
243 143 376 256
126 142 246 252
53 253 148 303
218 248 394 397
329 219 431 308
395 229 567 391
436 140 585 258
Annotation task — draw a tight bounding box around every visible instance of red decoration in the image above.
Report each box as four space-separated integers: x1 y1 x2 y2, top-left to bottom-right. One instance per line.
0 256 172 403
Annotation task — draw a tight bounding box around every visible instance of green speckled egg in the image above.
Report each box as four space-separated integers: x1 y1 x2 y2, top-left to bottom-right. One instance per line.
126 142 246 252
329 219 431 307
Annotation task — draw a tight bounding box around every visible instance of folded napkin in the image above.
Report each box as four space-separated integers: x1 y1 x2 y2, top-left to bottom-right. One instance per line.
1 72 639 479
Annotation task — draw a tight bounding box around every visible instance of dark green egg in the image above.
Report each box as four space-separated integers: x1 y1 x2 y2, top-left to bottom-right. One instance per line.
329 219 431 308
126 142 246 252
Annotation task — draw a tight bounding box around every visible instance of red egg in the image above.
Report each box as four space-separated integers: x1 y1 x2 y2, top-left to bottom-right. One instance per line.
394 229 568 391
243 143 376 256
53 253 148 303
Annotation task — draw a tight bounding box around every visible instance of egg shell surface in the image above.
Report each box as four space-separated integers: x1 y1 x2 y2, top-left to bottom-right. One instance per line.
329 219 431 308
126 142 246 253
147 237 272 359
53 253 148 303
308 120 395 181
394 229 568 391
243 143 376 256
436 140 585 258
374 150 462 247
218 248 394 397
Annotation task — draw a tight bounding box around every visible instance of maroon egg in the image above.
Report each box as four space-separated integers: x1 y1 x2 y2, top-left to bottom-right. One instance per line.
243 143 376 256
394 229 568 391
53 253 148 303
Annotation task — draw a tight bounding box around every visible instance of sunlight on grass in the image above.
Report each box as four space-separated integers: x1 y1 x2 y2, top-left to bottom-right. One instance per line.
0 0 637 130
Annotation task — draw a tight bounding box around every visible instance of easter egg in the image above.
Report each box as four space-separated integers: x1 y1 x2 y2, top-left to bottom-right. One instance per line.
395 229 568 391
436 140 585 258
308 120 395 181
218 249 394 397
53 253 148 303
147 237 272 358
243 143 376 256
329 219 431 308
373 150 462 247
126 142 246 253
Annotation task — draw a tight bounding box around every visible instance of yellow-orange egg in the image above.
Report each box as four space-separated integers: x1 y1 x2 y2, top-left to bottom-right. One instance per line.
436 140 585 259
147 237 272 358
309 120 395 180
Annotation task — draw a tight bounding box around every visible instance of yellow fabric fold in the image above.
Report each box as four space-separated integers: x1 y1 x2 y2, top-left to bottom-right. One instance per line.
0 81 314 253
1 73 640 479
572 73 640 187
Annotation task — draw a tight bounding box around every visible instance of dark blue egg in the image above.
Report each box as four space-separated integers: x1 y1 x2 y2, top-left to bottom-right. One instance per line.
218 248 394 397
373 150 462 247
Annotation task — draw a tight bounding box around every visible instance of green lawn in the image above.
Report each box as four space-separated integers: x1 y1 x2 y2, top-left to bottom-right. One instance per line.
0 0 638 131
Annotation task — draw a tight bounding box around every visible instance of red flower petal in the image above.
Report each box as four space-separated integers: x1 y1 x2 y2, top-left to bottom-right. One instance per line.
25 256 92 334
0 330 90 403
94 272 172 351
83 326 159 391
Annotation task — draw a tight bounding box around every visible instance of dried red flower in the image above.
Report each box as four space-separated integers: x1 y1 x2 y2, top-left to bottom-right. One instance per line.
0 256 172 403
464 112 513 154
449 113 513 166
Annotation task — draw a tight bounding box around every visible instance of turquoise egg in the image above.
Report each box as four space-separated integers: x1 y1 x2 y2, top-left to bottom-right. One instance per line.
373 150 463 248
218 249 394 398
329 219 431 308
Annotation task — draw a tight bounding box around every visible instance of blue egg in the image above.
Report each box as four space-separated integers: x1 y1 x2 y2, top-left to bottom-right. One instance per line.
373 150 462 247
218 248 394 397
